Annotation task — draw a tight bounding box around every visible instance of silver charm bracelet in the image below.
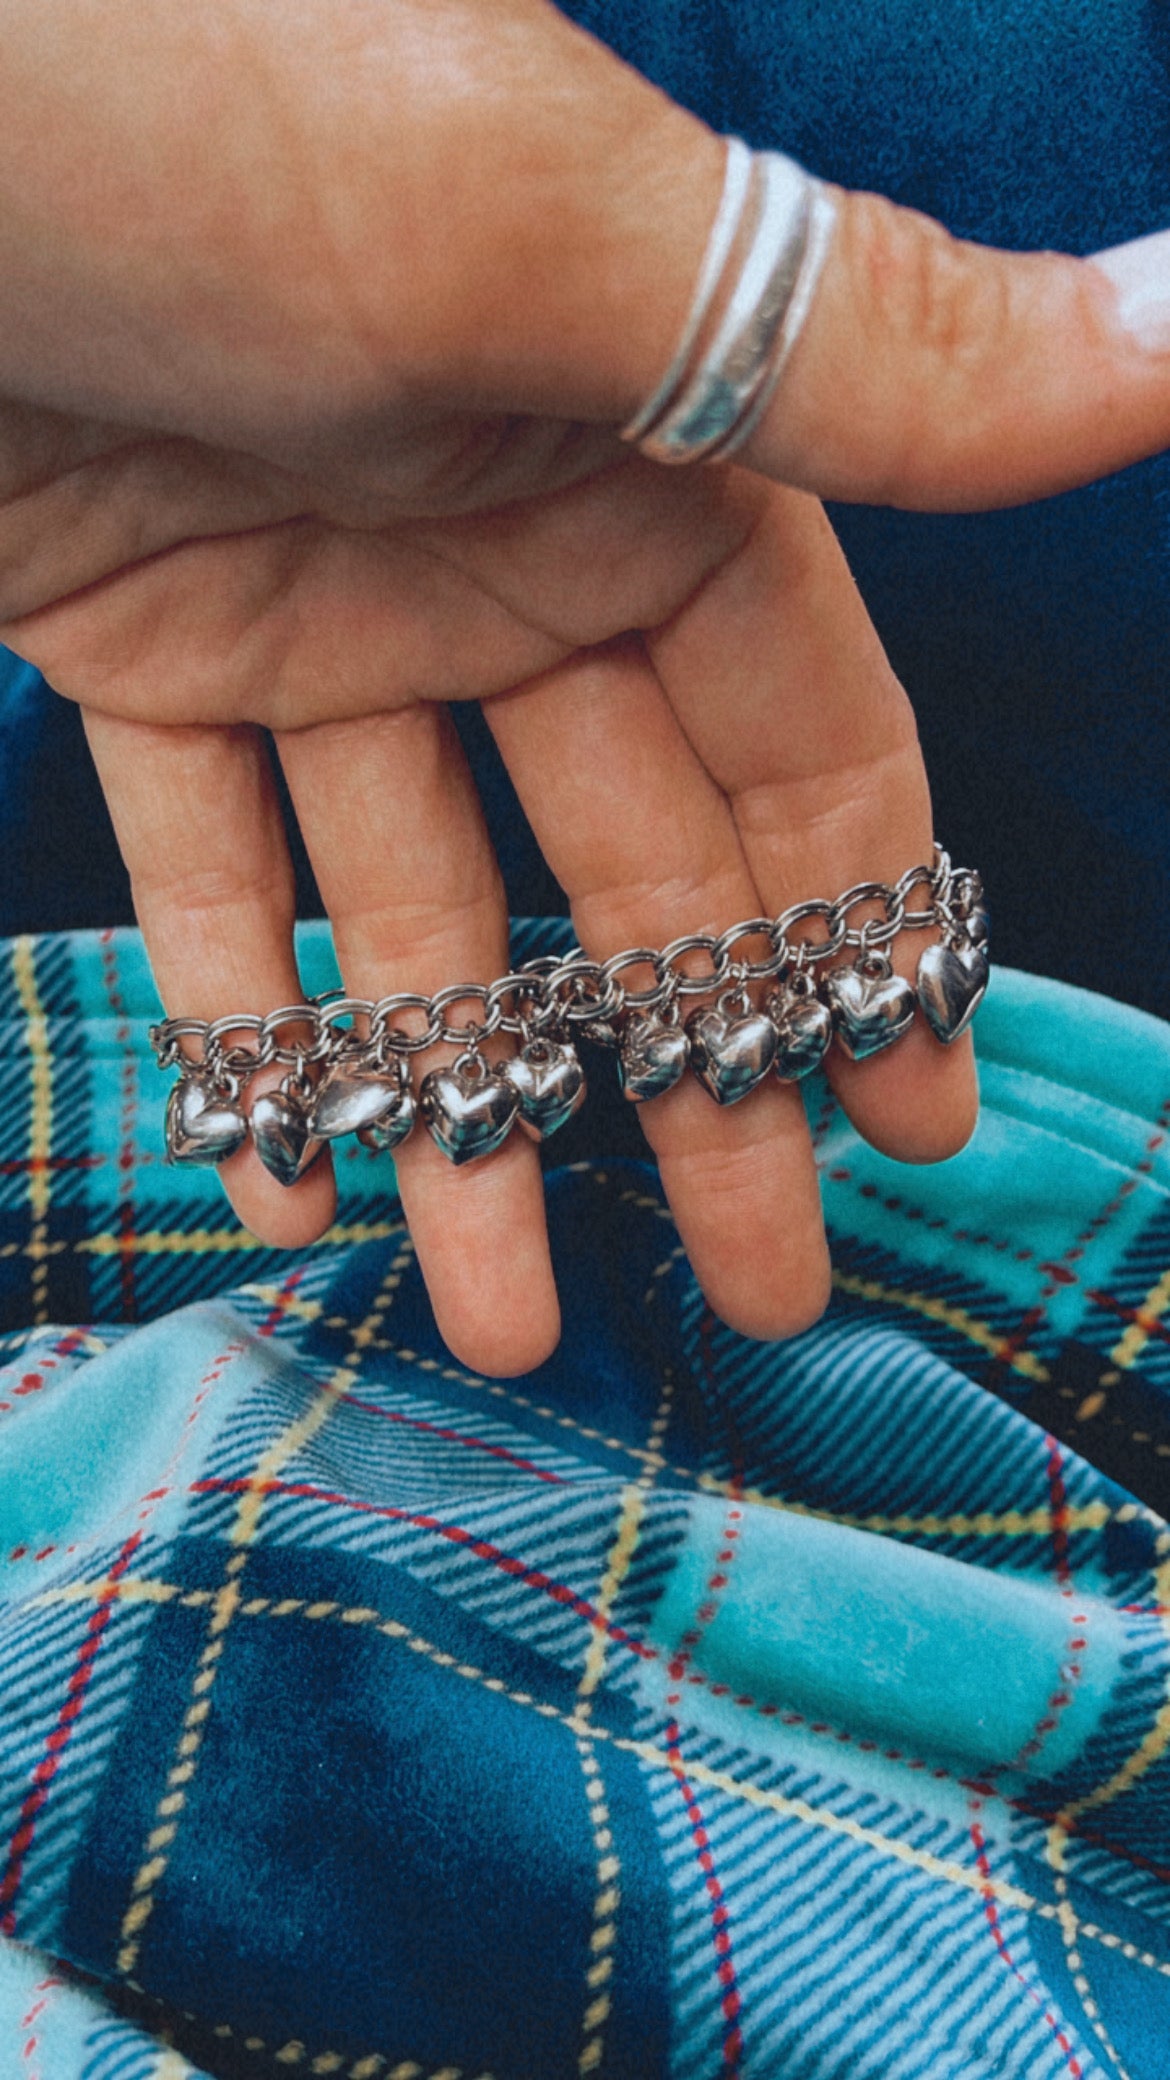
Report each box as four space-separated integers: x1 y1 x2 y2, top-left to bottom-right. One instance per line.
150 850 987 1185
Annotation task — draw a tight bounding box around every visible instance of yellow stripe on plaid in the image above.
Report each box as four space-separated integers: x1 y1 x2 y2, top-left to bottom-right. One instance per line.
1110 1262 1170 1373
1051 1532 1170 1830
577 1486 647 1705
77 1217 403 1260
573 1369 676 2076
643 1245 689 1311
614 1184 676 1223
591 1164 1048 1381
831 1269 1051 1382
692 1478 1120 1544
28 1486 1124 1614
573 1737 621 2077
371 1327 1118 1545
34 1580 212 1610
115 1236 417 1977
1045 1823 1135 2080
0 1220 404 1264
577 1373 674 1700
12 937 53 1326
48 1567 1170 1988
236 1282 326 1326
133 1991 496 2080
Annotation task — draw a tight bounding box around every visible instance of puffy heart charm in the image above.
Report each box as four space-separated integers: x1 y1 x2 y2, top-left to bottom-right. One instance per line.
825 957 917 1061
579 1014 624 1050
765 983 834 1081
504 1039 586 1141
617 1013 690 1102
309 1059 415 1148
357 1079 418 1154
165 1075 249 1166
419 1058 518 1166
916 939 989 1044
685 1001 778 1105
251 1088 323 1187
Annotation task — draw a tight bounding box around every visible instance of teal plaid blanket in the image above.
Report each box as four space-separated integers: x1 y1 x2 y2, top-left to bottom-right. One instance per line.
3 920 1170 2080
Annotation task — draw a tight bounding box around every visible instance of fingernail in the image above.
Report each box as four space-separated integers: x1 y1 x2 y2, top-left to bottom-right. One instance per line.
1091 227 1170 352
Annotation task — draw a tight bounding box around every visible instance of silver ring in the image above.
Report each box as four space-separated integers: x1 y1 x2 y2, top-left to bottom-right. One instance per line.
621 146 836 466
622 136 753 445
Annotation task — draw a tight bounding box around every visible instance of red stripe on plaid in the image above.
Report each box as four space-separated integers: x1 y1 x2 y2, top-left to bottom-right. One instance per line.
19 1973 62 2080
666 1717 743 2079
966 1435 1087 2076
0 1529 143 1935
0 1325 253 1929
0 1329 88 1422
992 1096 1170 1381
970 1822 1083 2077
0 1158 101 1176
1085 1288 1170 1350
665 1479 744 1711
191 1476 657 1660
99 930 138 1323
258 1268 307 1339
1003 1437 1086 1776
338 1389 565 1483
843 1175 1037 1265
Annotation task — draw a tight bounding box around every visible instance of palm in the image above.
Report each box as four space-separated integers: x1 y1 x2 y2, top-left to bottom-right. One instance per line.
0 395 976 1375
0 396 756 726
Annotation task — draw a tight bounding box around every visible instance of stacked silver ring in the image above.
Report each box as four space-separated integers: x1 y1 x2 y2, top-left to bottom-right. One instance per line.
621 137 836 464
151 852 988 1184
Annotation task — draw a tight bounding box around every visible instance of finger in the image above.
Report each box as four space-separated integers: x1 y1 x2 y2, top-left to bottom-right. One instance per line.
81 708 337 1247
647 479 979 1162
276 704 560 1378
484 640 831 1344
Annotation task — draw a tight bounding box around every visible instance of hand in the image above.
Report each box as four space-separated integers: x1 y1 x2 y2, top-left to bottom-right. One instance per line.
1 0 1167 1375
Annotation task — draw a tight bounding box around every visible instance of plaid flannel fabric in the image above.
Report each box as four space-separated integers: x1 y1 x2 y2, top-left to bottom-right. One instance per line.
3 920 1170 2080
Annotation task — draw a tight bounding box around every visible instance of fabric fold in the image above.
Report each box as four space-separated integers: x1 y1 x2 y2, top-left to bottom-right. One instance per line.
2 923 1170 2077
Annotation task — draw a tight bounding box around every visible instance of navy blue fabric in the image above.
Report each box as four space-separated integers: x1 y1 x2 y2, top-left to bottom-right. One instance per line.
61 1530 673 2075
0 657 132 936
3 0 1169 1011
563 0 1170 1017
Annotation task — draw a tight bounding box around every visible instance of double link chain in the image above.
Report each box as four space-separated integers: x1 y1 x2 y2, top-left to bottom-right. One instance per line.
152 855 963 1078
151 850 988 1181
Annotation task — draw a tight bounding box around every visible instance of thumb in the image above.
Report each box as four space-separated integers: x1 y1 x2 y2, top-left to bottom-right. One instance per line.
740 196 1170 509
467 17 1170 511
